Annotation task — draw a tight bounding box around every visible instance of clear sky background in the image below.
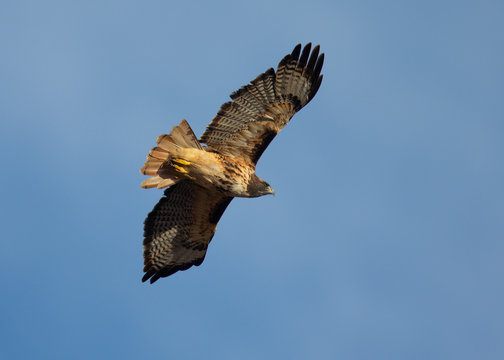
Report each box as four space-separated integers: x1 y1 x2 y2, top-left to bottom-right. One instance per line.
1 0 503 359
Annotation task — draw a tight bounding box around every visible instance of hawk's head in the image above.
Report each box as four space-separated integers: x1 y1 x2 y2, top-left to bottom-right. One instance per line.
247 175 275 198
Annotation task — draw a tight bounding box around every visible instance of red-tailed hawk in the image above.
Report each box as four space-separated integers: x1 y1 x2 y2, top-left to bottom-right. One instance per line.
140 43 324 283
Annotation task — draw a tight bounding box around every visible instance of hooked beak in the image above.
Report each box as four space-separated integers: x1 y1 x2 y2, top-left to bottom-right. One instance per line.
266 186 275 196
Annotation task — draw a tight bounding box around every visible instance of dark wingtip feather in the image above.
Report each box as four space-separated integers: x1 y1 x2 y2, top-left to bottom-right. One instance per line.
142 258 208 284
142 269 156 283
298 43 312 68
291 43 302 59
310 75 323 99
306 45 320 72
312 53 324 81
150 273 161 284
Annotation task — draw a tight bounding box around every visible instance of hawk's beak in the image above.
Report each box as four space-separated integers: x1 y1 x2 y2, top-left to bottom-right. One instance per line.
267 186 275 196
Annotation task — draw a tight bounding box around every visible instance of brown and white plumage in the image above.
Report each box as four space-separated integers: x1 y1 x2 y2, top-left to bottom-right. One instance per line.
200 43 323 164
140 43 324 283
142 181 232 283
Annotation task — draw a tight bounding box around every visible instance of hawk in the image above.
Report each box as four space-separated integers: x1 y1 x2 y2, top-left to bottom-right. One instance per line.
140 43 324 283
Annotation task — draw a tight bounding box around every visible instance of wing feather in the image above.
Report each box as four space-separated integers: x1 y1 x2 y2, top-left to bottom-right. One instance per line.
200 43 324 164
142 181 232 283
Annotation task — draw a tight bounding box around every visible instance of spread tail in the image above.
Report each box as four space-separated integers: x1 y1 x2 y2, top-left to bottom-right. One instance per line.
140 120 202 189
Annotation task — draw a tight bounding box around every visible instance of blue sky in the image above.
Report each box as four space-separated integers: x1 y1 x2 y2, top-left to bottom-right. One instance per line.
1 0 503 359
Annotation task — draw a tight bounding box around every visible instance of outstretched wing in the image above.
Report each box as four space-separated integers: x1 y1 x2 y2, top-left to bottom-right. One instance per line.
200 43 324 165
142 181 233 283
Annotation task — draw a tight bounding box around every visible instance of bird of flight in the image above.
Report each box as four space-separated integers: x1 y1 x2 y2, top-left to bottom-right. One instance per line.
140 43 324 283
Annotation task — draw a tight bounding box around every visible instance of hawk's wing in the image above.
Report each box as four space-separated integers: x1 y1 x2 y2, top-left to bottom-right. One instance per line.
200 43 324 165
142 181 233 283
